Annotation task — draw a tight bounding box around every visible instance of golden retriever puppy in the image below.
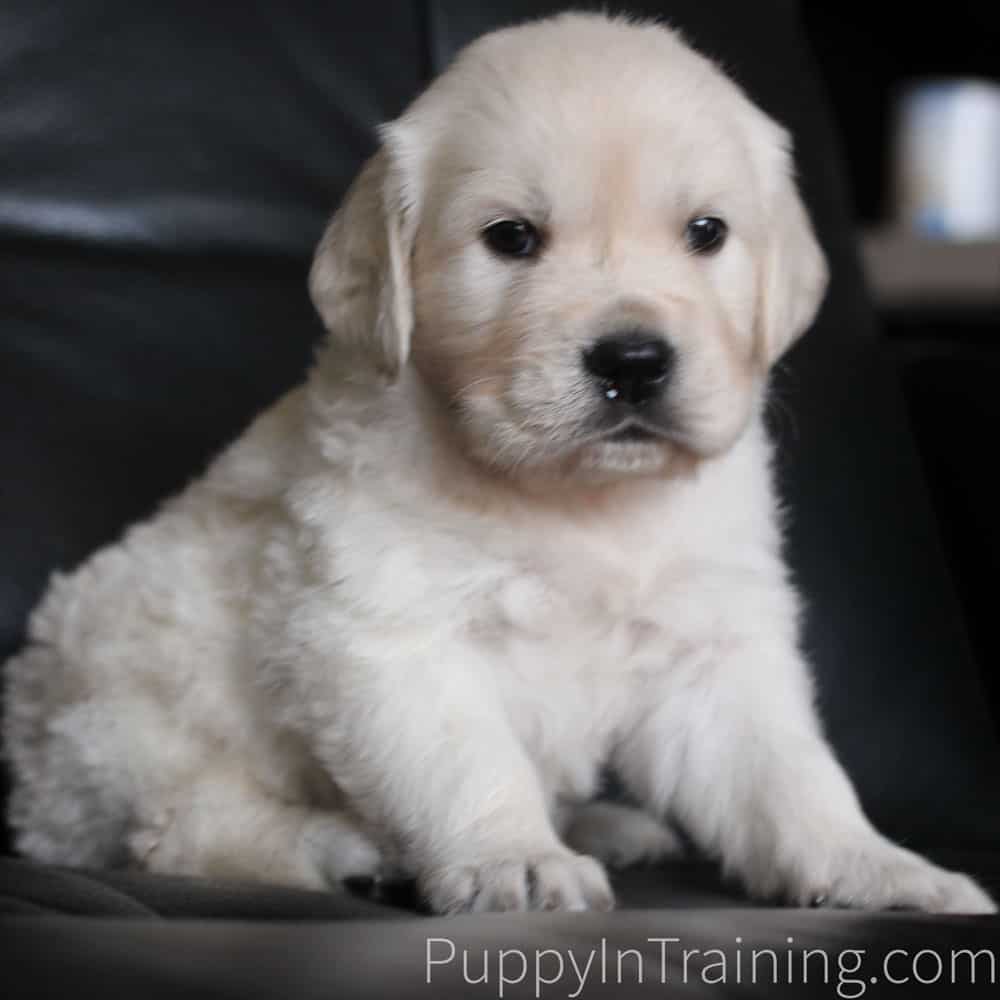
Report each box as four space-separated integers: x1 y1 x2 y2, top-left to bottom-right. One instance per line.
4 13 994 914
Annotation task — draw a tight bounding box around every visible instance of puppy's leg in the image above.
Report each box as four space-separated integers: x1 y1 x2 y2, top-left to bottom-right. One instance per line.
616 636 996 914
563 801 684 869
129 775 381 891
292 646 613 914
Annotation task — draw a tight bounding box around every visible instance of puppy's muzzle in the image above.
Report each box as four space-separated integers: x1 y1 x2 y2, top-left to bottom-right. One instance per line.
583 330 675 407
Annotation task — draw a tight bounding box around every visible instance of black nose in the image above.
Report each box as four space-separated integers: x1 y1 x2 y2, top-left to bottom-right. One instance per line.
583 331 675 406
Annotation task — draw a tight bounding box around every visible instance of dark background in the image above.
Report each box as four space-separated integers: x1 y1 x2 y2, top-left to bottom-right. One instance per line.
804 3 1000 719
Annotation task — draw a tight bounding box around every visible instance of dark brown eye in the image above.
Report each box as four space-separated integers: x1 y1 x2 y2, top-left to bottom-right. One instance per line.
685 216 728 254
482 219 541 258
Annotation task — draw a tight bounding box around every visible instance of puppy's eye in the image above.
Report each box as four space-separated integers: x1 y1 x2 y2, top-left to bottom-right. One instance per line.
685 216 728 255
481 219 541 259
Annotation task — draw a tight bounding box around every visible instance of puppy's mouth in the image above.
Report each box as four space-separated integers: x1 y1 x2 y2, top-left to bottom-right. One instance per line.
604 420 668 444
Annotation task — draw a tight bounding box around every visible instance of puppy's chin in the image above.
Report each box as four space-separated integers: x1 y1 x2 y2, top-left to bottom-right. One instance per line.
458 422 695 487
444 391 719 488
570 438 680 481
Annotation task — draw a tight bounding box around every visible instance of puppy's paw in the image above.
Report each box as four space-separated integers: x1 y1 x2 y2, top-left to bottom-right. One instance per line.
565 801 683 869
299 812 384 884
775 837 997 914
421 849 614 914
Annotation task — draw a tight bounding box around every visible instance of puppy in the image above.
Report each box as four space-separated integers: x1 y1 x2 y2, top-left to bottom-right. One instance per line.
4 13 994 914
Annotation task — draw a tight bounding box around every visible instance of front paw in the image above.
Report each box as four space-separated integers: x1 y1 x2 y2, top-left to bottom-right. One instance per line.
770 837 996 914
420 849 614 914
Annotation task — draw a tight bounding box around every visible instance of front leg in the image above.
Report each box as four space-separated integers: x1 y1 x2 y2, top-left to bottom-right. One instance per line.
616 633 996 914
288 636 612 914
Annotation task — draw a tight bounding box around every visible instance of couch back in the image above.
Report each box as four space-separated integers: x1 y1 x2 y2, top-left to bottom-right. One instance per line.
2 0 997 850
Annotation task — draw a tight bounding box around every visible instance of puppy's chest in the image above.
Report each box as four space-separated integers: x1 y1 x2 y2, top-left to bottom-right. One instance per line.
464 534 677 788
472 530 677 682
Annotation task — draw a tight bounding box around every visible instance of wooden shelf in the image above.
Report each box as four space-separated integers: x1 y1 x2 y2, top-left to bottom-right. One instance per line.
860 229 1000 309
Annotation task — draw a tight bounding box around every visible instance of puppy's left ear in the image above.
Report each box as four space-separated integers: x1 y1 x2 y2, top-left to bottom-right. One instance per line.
309 129 417 378
755 141 829 366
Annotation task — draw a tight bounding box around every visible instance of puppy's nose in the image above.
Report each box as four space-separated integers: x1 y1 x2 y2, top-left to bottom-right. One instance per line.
583 331 675 406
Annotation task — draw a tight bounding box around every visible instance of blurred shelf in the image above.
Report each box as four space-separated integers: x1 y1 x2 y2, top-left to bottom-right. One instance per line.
860 229 1000 309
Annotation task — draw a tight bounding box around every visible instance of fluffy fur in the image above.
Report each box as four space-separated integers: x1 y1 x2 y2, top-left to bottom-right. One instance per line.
3 13 994 914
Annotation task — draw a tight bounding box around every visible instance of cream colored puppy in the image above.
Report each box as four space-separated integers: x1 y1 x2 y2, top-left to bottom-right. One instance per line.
4 13 994 915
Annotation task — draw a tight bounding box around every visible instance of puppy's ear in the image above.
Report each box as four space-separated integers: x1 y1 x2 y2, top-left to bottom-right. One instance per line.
755 144 829 366
309 139 416 378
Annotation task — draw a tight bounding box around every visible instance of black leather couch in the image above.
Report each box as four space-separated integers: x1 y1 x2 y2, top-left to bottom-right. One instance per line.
1 1 998 995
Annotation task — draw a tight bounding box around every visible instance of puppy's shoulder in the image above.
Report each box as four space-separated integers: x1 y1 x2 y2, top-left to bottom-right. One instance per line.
201 387 310 505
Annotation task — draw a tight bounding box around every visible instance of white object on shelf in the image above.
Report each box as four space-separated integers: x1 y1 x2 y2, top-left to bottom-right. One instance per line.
893 78 1000 241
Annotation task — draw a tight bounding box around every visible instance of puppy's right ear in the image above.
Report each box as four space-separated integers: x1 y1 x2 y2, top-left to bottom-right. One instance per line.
309 141 416 378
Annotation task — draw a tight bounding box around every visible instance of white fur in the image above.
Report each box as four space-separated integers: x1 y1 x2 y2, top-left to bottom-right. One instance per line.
3 13 994 915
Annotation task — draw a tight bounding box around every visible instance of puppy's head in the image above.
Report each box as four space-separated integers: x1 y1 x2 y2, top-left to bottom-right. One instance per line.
310 14 827 483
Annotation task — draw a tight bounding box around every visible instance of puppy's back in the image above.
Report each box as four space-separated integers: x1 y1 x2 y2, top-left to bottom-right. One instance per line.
2 389 307 866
